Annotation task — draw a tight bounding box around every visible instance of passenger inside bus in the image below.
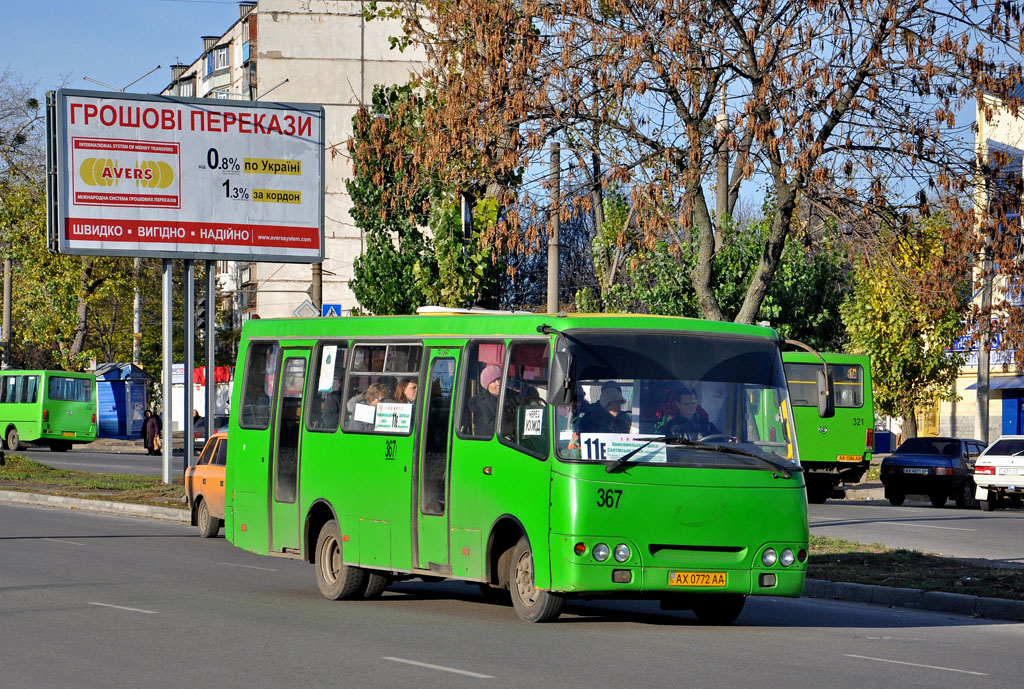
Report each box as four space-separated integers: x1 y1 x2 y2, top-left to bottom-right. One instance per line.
578 385 631 434
660 387 721 441
469 365 502 436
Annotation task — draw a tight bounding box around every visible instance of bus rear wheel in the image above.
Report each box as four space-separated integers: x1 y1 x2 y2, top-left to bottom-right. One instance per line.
315 519 366 600
509 537 564 623
692 594 746 625
5 427 19 452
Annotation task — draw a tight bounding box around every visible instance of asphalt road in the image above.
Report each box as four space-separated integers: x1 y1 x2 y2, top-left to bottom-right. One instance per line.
2 502 1023 689
14 444 186 476
809 499 1024 566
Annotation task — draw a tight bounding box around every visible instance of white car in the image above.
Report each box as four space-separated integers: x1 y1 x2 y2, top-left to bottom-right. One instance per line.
973 435 1024 511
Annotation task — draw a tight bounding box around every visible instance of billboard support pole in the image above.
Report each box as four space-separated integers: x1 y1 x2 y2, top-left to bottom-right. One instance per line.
161 259 173 484
206 260 216 435
184 260 195 470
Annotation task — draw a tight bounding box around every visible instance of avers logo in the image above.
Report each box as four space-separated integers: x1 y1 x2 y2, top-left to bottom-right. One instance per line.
78 158 175 189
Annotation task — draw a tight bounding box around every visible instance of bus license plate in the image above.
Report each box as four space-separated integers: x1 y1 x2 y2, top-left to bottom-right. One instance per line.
836 454 862 462
668 571 726 587
61 431 75 437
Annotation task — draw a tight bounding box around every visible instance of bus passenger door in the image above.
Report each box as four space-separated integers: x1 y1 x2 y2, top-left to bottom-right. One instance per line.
270 349 310 554
415 349 459 572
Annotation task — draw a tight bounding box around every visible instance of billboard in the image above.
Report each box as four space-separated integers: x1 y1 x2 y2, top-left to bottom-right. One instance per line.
46 89 325 263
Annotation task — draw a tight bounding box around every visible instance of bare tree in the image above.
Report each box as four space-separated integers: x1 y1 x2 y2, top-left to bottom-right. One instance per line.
385 0 1024 326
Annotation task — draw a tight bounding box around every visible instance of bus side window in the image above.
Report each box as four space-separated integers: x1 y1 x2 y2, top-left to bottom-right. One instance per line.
23 376 39 404
499 341 549 458
240 342 279 429
458 341 506 439
306 342 347 433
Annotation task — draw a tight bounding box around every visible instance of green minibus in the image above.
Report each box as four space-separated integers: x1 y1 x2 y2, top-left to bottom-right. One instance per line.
225 312 817 623
0 370 98 451
782 352 874 503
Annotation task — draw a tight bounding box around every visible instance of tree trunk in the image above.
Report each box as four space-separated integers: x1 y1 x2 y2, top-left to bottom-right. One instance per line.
68 257 94 364
689 188 725 321
901 414 918 440
735 183 797 324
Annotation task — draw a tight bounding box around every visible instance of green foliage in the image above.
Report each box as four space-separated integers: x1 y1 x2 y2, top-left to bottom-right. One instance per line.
840 214 966 422
581 196 851 350
417 194 499 308
347 84 435 314
348 82 502 313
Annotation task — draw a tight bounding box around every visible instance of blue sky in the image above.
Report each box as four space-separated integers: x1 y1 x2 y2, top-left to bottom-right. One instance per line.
2 0 240 99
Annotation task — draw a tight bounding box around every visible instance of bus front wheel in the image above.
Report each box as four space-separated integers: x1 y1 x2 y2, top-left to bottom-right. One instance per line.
509 537 564 623
315 519 366 600
5 427 19 452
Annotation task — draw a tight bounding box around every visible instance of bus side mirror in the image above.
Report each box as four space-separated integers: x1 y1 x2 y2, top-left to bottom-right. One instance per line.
816 368 835 418
547 350 575 406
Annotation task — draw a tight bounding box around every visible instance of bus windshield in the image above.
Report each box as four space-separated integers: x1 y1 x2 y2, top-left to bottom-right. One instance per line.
555 331 797 470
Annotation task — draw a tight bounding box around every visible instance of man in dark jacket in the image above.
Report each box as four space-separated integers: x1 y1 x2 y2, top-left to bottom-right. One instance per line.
661 388 721 441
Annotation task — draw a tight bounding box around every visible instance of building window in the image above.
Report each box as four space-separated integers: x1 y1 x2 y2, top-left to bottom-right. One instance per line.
177 80 194 98
206 46 229 76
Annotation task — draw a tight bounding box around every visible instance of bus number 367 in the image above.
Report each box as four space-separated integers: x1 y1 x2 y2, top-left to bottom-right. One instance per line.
597 488 623 508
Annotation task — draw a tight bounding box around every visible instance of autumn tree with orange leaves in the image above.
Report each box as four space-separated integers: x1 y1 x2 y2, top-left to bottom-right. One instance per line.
375 0 1024 335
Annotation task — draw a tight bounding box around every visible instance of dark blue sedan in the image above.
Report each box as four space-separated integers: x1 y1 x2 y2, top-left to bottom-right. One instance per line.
880 437 987 508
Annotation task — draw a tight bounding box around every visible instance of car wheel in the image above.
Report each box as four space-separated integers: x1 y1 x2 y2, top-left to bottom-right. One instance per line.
1010 495 1023 509
954 481 976 509
5 427 19 452
885 488 905 507
980 489 998 511
509 536 564 622
196 498 220 538
692 594 746 625
315 519 366 600
929 492 947 508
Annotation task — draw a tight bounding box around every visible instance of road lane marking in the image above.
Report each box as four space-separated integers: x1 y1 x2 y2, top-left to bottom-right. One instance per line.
219 562 279 572
846 654 986 676
88 602 158 614
42 538 85 545
383 657 494 679
886 522 975 532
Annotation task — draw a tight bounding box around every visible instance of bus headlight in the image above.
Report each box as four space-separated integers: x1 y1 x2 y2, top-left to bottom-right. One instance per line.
762 548 778 567
780 548 795 567
614 544 631 563
593 543 610 562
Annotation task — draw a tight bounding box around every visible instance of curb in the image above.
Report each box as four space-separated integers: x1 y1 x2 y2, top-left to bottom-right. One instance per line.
0 490 189 523
804 578 1024 622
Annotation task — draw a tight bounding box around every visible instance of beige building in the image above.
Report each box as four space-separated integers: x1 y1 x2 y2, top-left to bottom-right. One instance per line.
932 90 1024 440
162 0 424 321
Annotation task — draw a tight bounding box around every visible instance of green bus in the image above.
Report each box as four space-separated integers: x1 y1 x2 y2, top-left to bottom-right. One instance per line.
226 312 817 624
782 352 874 503
0 370 98 452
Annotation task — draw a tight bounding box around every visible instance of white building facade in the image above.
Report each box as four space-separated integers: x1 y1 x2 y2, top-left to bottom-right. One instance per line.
162 0 425 322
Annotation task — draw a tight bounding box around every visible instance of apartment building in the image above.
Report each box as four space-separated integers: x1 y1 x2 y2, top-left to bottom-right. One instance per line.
162 0 425 323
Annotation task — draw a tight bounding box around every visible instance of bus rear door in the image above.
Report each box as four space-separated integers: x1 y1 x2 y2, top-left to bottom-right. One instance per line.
270 349 310 554
415 348 460 572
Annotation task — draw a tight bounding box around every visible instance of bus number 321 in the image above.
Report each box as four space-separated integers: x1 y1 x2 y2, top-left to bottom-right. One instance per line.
597 488 623 508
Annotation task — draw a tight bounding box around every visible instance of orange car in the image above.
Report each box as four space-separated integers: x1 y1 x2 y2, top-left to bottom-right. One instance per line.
185 431 227 537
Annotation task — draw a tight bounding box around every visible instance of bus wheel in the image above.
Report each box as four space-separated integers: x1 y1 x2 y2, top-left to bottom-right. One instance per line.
5 427 19 452
361 571 391 599
315 519 366 600
196 499 220 538
509 537 564 623
692 594 746 625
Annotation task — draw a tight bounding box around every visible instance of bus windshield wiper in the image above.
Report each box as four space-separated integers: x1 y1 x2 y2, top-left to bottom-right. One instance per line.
605 437 662 473
661 437 800 478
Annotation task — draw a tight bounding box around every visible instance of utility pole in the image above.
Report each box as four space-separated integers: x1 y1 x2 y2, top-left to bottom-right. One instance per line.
715 85 728 253
547 141 560 314
2 258 11 369
976 241 993 444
